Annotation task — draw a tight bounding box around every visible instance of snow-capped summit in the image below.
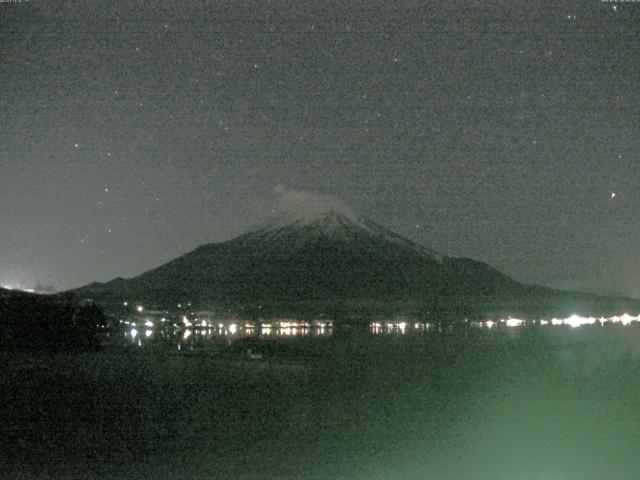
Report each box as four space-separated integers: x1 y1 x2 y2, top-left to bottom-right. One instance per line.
243 187 440 260
248 208 373 241
268 185 371 230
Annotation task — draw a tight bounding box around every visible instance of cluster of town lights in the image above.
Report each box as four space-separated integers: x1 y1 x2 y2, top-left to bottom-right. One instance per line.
124 318 334 344
369 313 640 334
491 313 640 328
123 310 640 345
370 321 430 335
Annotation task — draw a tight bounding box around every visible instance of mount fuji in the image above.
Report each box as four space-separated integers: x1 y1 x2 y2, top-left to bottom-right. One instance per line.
71 193 639 318
74 187 640 319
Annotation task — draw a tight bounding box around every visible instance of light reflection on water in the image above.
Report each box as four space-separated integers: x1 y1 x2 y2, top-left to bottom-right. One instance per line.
369 321 430 335
367 313 640 335
493 312 640 329
121 319 335 348
120 313 640 348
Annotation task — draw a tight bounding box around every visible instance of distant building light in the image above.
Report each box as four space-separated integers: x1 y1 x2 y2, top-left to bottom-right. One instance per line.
136 306 144 312
505 318 524 327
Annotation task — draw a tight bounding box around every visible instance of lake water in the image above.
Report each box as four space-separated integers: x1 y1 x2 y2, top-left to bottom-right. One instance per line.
3 319 640 479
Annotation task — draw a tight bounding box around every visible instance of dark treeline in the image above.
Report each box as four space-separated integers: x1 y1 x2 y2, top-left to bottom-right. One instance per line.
0 290 108 351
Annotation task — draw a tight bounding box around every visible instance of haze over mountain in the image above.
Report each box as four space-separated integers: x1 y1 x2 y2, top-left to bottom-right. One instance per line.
72 189 640 319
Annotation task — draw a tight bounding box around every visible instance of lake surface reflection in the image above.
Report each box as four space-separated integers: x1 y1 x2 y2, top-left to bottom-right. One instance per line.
9 313 640 480
118 312 640 350
120 319 335 349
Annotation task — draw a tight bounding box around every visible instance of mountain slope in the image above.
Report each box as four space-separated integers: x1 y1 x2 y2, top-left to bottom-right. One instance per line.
73 206 525 310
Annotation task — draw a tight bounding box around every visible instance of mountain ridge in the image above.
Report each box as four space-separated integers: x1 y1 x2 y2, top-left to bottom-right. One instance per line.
70 209 528 311
69 207 640 319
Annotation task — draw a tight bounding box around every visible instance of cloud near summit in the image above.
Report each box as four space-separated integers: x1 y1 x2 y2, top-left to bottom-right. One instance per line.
272 185 360 222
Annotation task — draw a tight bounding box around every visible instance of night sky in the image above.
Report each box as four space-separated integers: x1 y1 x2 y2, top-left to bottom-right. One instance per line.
1 1 639 297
